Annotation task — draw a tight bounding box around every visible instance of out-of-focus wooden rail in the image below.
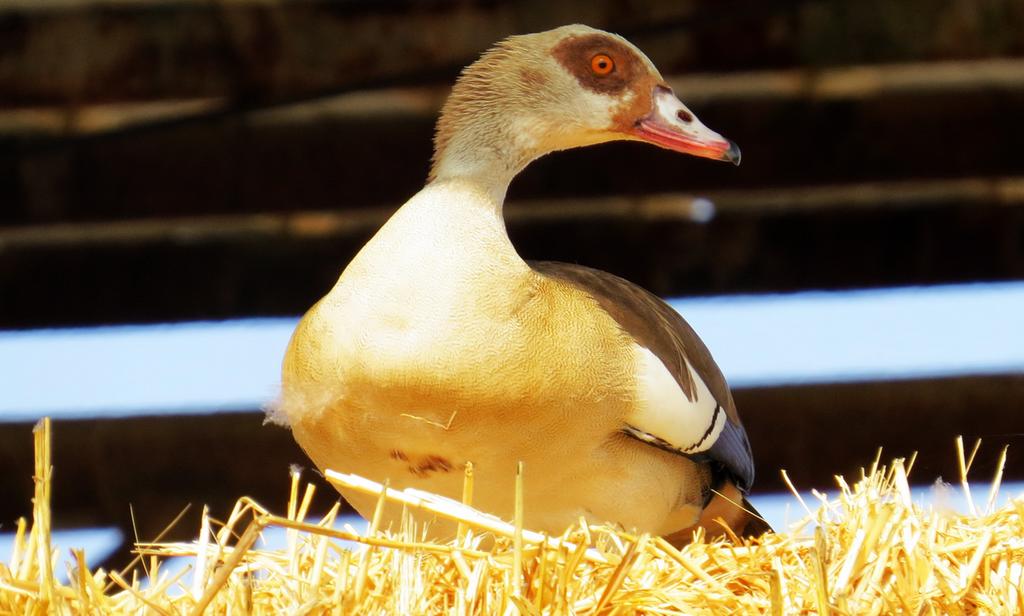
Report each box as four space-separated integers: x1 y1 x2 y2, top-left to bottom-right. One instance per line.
4 58 1024 138
2 177 1023 327
4 177 1023 247
2 0 1021 107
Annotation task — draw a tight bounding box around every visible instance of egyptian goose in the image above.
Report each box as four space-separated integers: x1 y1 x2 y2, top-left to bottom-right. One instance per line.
278 24 768 542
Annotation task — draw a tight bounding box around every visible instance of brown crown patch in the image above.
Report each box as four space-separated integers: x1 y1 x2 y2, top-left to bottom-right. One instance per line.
551 33 643 95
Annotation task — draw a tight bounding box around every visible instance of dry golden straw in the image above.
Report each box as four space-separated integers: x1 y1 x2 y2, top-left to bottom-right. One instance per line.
2 419 1022 614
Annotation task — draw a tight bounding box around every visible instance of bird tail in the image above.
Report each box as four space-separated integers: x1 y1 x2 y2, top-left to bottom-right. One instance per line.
663 481 773 547
738 496 774 538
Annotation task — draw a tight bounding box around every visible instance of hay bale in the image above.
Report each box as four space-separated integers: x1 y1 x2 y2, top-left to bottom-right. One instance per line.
2 419 1021 614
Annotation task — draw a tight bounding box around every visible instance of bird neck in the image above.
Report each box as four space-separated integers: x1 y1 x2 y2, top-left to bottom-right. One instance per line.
428 50 558 208
428 122 542 207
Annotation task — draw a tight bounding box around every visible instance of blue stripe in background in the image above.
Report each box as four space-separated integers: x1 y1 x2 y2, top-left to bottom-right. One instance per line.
2 281 1022 421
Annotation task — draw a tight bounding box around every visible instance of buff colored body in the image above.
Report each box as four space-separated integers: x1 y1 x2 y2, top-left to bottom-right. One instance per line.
278 25 763 541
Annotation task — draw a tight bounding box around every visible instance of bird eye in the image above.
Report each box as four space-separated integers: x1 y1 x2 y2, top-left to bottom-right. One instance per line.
590 53 614 76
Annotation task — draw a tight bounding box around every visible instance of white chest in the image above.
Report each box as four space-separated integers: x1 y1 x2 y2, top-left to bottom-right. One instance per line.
326 185 530 375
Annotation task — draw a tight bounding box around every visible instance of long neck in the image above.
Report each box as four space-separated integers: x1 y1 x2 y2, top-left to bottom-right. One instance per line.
429 118 542 206
428 46 553 206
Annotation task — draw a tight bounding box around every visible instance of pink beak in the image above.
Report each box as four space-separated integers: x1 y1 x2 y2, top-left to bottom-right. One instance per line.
631 85 740 165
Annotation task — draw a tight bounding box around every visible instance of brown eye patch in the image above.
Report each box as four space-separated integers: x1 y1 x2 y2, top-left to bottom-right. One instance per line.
552 33 641 95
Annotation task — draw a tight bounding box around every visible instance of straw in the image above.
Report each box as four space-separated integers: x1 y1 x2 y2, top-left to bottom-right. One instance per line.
2 419 1022 614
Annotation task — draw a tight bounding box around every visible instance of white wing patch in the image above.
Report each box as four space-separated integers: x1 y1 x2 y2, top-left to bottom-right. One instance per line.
629 345 726 454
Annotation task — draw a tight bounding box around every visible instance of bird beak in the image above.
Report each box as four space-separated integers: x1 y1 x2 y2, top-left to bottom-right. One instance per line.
631 85 741 165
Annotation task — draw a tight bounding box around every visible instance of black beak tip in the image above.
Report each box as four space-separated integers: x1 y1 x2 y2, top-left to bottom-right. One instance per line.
726 140 742 166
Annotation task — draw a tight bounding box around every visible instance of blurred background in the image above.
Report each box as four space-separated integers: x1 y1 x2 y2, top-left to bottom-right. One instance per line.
1 0 1023 572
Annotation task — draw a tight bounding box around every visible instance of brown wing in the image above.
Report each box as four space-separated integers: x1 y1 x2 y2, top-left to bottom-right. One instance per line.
531 260 756 492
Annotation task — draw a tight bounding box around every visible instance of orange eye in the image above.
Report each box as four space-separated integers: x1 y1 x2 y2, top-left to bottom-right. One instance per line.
590 53 614 76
